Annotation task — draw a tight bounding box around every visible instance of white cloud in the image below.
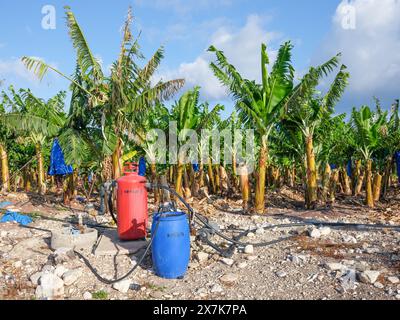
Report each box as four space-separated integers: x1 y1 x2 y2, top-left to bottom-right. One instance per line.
0 57 60 88
156 14 281 100
320 0 400 99
0 58 39 83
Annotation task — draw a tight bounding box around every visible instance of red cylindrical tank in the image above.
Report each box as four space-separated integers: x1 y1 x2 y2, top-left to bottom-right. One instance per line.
116 163 148 241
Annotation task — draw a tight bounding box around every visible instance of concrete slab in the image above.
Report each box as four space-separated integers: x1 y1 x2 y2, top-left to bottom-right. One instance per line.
93 229 148 256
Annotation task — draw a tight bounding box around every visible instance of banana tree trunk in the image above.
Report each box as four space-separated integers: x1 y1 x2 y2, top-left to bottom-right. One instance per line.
150 163 159 204
290 166 296 187
175 162 184 196
199 162 205 188
160 174 170 202
273 167 281 188
255 142 268 214
329 169 339 205
365 160 374 208
373 172 382 202
101 156 113 184
183 165 192 199
112 138 123 180
214 164 221 194
23 167 31 192
353 160 362 196
340 167 352 196
36 143 46 195
169 165 174 185
0 143 10 193
73 170 78 197
355 173 364 196
321 163 331 204
219 165 229 196
63 173 74 205
381 156 393 199
239 164 250 210
207 158 216 194
305 136 317 209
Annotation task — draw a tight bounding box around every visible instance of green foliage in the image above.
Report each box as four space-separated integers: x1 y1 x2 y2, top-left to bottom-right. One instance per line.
92 290 109 300
351 105 386 161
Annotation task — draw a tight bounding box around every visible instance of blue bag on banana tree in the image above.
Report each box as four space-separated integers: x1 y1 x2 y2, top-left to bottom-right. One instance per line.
395 152 400 183
139 157 146 177
193 163 200 173
48 139 73 176
346 160 352 178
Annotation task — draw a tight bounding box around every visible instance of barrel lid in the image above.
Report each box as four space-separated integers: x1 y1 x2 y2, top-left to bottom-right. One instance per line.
155 211 187 218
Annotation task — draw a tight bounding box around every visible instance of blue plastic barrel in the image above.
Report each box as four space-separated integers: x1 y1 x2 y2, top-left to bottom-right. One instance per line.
151 211 190 279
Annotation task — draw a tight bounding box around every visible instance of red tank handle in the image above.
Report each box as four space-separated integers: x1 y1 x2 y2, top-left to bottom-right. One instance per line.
123 162 139 175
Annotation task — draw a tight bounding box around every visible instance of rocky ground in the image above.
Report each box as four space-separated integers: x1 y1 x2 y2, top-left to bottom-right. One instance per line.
0 188 400 300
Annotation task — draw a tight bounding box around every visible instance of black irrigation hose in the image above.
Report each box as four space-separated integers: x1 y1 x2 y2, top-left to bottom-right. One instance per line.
107 181 118 226
73 216 162 285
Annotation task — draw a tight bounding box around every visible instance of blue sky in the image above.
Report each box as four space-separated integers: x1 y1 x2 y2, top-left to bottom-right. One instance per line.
1 0 399 117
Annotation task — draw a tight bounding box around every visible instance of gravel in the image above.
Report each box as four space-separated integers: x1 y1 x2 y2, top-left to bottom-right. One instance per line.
1 192 399 300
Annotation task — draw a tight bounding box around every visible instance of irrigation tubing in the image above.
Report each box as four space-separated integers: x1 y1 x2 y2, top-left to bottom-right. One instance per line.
73 216 162 285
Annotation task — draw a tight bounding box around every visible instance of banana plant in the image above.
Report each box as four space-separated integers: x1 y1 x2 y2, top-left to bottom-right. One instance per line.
0 96 11 192
208 42 296 213
1 87 67 194
285 63 349 208
170 87 202 196
22 6 184 181
350 106 386 207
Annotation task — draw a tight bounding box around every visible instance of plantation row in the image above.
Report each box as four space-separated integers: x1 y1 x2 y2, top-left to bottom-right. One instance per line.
0 7 399 214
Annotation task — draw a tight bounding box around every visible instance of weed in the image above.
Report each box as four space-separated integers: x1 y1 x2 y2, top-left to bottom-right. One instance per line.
92 290 109 300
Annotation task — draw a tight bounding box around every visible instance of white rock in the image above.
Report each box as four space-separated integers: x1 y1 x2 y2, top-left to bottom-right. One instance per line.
62 268 82 286
276 271 287 278
220 273 239 285
359 270 381 284
0 231 8 238
247 232 255 238
244 245 254 255
83 291 92 300
30 272 43 286
53 247 75 264
112 280 131 293
54 265 68 277
343 235 357 244
210 284 224 293
41 265 55 273
221 258 234 266
387 276 400 284
319 227 331 236
396 294 400 300
196 252 209 263
255 228 265 235
374 282 384 289
325 263 347 271
13 261 23 268
36 273 64 299
237 262 248 269
309 229 321 239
